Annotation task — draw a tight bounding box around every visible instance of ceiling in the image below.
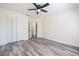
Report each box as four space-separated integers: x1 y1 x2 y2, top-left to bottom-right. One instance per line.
0 3 79 17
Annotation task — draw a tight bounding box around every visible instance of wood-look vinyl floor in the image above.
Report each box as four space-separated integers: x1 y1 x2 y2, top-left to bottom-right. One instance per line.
0 38 79 56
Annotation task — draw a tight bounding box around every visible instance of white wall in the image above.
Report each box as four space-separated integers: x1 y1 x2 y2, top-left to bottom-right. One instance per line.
42 8 79 47
0 8 42 45
0 8 28 45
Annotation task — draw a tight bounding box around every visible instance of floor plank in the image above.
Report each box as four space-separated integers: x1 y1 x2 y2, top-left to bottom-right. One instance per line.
0 38 79 56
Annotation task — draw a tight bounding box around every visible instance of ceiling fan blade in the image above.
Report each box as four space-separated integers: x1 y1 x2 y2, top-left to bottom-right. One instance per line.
41 9 47 13
40 3 49 8
37 12 39 14
28 9 37 10
33 3 38 8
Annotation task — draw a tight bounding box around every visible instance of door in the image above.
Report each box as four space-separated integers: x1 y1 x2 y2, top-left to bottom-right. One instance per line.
28 20 37 39
17 16 28 41
0 14 8 45
0 13 28 45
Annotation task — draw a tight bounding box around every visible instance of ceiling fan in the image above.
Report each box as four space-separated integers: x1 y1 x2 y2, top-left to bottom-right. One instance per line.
28 3 49 14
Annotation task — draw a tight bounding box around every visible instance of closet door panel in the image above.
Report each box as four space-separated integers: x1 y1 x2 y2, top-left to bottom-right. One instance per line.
0 14 7 45
6 15 17 43
17 17 28 41
12 16 17 42
0 13 28 45
7 15 12 43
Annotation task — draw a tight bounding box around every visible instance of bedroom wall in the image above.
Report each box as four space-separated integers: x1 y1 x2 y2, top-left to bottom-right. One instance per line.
0 8 28 45
42 8 79 47
0 8 42 45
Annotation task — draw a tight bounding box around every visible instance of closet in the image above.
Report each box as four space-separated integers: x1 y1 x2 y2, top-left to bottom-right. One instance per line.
0 8 28 45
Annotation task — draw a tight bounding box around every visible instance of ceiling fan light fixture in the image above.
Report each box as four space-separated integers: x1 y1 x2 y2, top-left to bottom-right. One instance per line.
37 9 41 12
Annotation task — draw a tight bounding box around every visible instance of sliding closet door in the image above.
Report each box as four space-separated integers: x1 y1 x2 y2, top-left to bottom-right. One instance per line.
0 15 17 45
0 14 7 45
11 16 17 42
17 16 28 41
0 9 28 45
7 15 28 43
0 15 28 45
7 15 12 43
6 15 17 43
7 15 28 42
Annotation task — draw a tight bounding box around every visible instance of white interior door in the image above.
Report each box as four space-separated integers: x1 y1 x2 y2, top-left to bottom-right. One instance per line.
7 15 17 43
0 14 7 45
17 16 28 41
7 15 12 43
0 14 28 45
11 16 17 42
28 20 37 39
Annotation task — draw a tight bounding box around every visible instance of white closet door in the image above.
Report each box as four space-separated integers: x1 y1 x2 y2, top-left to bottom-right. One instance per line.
12 16 17 42
17 17 28 41
7 16 28 43
0 14 7 45
7 15 12 43
7 16 17 43
0 13 28 45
